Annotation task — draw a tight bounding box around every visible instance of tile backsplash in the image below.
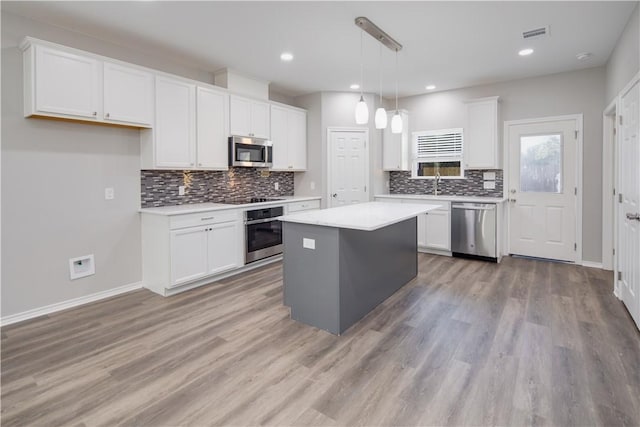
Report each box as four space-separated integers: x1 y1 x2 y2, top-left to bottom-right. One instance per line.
141 168 294 208
389 170 503 197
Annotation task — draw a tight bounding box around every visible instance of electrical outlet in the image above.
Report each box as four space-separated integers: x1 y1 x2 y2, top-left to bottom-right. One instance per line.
274 182 279 191
178 186 186 196
104 187 114 200
483 181 496 190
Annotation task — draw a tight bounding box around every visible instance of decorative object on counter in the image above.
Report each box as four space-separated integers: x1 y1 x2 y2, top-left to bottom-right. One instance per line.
389 169 503 197
141 168 294 208
354 16 403 126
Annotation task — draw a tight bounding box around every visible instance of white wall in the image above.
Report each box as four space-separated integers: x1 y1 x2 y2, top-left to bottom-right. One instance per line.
606 3 639 104
398 67 606 263
293 92 385 208
0 12 219 318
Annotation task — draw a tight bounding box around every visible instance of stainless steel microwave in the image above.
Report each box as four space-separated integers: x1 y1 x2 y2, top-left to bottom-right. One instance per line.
229 136 273 168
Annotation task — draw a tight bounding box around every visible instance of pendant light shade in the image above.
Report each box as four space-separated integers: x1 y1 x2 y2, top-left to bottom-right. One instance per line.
355 96 369 124
375 107 388 129
391 111 403 133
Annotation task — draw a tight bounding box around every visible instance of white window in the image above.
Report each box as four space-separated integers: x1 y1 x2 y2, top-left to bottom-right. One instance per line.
411 128 464 179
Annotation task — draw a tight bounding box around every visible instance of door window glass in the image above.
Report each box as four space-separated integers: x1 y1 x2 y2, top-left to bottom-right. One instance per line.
520 134 562 193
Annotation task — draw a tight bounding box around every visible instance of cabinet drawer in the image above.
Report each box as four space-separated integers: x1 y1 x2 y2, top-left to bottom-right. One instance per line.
170 210 238 230
287 199 320 213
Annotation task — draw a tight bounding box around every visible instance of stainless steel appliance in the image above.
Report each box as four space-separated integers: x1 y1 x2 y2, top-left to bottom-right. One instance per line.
229 136 272 168
245 206 284 263
451 202 497 262
224 197 284 205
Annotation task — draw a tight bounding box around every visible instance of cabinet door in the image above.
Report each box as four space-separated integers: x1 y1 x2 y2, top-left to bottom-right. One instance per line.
229 96 251 137
270 105 289 170
382 111 409 171
250 101 271 139
34 45 100 119
417 213 428 248
155 77 196 168
170 226 208 287
424 209 451 250
207 221 241 275
288 109 307 170
465 99 499 169
196 87 229 169
103 62 154 126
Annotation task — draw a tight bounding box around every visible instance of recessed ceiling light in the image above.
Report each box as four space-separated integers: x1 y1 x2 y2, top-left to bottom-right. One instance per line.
350 83 360 90
518 48 534 56
425 85 436 90
280 52 294 62
576 52 593 61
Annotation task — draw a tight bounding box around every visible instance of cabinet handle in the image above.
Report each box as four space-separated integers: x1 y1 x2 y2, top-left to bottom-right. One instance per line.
105 113 110 118
201 216 215 220
92 111 97 116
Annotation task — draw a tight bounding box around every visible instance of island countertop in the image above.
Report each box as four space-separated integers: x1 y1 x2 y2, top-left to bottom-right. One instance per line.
278 201 441 231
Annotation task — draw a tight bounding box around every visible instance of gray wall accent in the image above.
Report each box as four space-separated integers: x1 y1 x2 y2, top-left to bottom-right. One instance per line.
0 12 217 317
606 3 639 104
398 67 606 263
283 219 417 335
390 170 503 197
141 168 294 208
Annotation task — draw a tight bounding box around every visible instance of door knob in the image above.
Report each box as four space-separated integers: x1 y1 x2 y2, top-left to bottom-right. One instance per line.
626 212 640 221
509 198 517 203
510 189 516 194
332 193 337 198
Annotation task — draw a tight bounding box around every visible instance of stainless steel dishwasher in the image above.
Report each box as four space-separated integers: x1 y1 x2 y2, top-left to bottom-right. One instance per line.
451 202 497 261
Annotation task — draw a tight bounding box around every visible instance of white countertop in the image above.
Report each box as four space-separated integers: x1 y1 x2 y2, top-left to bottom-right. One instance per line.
278 201 441 231
375 194 507 203
139 196 321 216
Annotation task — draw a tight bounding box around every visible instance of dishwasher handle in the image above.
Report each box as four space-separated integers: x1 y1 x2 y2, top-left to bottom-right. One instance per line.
451 204 496 211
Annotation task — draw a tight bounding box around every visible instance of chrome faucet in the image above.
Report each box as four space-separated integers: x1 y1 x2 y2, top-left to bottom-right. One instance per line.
434 171 441 196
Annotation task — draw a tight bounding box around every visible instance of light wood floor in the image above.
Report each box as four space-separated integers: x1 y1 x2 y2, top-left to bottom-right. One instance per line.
2 254 639 426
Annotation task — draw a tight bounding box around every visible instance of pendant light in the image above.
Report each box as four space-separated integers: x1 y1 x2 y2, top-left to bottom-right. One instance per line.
374 44 387 129
391 49 403 134
354 29 369 125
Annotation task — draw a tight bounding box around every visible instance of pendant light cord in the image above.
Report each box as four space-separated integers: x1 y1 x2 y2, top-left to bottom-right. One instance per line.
379 44 383 105
395 49 399 112
360 29 364 99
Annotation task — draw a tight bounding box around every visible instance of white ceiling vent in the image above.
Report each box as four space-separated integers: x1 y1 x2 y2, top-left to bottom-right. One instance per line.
523 26 550 40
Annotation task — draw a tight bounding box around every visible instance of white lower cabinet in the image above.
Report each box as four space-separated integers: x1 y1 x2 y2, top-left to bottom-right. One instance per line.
142 209 243 295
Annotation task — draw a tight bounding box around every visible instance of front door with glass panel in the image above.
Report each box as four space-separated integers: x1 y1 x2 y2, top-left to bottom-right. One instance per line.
507 118 578 261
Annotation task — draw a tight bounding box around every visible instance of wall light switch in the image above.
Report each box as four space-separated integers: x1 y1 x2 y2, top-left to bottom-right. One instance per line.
303 238 316 250
483 171 496 181
483 181 496 190
274 182 279 191
178 186 186 196
310 181 316 190
104 187 114 200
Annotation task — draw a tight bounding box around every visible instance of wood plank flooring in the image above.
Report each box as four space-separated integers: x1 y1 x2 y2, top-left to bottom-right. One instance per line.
2 254 639 426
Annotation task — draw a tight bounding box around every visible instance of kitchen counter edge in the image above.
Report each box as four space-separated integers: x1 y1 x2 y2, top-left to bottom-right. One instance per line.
139 196 322 216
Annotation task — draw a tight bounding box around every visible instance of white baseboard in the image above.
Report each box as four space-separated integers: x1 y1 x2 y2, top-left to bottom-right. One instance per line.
1 281 143 327
581 261 603 269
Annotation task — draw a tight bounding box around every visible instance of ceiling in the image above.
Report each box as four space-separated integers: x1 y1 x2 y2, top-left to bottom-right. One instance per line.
2 1 637 98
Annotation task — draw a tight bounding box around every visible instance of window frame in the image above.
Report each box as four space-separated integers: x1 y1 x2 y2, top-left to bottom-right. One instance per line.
411 128 465 180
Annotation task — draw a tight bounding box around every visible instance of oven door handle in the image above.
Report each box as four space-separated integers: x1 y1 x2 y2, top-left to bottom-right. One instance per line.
245 218 279 226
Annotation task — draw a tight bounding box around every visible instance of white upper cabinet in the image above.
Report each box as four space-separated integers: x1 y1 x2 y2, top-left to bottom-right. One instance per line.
30 45 101 120
383 110 410 171
103 62 154 126
229 95 270 139
152 76 196 168
464 96 500 169
22 40 154 128
270 105 307 171
196 86 229 170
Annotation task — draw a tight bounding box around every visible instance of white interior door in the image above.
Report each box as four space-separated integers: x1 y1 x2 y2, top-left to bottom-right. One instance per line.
328 129 369 207
618 80 640 329
507 118 578 262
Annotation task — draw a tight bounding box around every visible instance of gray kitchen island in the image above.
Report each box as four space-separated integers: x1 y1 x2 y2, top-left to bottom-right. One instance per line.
279 201 440 335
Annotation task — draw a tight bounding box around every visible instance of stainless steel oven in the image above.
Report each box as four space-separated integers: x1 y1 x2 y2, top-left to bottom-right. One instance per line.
245 206 284 263
229 135 273 168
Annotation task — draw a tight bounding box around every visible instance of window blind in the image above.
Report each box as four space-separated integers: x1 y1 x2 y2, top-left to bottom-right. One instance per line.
415 128 463 158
